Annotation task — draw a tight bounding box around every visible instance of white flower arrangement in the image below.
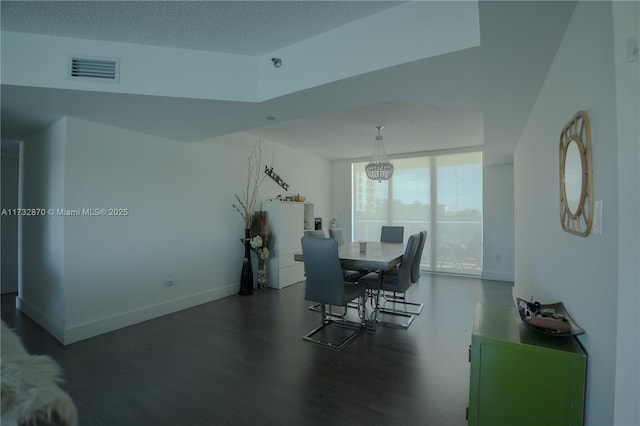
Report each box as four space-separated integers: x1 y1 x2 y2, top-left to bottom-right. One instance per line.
249 235 270 260
249 235 263 250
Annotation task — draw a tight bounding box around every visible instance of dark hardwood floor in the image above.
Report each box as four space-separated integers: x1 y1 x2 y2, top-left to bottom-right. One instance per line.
1 274 513 426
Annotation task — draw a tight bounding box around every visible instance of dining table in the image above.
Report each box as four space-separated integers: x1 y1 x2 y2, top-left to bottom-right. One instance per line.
294 240 405 272
294 240 406 327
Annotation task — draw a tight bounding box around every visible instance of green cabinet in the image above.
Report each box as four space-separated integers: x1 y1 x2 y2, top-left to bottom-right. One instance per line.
468 303 586 426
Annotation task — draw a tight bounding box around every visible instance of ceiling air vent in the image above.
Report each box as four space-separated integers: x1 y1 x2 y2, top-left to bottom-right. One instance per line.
70 57 119 81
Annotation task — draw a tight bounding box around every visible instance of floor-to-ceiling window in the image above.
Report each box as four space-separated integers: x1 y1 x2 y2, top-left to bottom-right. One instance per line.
352 150 482 276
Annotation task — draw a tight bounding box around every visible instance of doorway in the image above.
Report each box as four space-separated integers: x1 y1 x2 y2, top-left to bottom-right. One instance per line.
1 140 20 294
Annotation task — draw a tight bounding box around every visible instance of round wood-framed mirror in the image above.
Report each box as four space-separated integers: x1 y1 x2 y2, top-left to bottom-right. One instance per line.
559 111 593 236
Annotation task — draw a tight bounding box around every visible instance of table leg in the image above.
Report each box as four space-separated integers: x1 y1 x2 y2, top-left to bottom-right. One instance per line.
364 273 383 331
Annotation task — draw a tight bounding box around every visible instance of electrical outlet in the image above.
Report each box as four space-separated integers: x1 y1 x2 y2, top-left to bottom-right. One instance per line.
627 37 639 63
165 274 175 287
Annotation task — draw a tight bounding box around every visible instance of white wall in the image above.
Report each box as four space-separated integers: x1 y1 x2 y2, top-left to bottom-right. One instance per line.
259 1 480 100
612 2 640 424
330 159 354 241
18 117 331 344
514 3 624 424
1 153 20 294
482 163 514 282
1 31 258 102
18 118 68 342
62 117 230 343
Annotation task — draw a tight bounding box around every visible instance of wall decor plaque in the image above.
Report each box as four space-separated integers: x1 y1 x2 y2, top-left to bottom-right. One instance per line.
264 166 289 191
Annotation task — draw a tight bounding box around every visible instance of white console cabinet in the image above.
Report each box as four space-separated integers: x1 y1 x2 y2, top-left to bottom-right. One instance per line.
262 201 306 289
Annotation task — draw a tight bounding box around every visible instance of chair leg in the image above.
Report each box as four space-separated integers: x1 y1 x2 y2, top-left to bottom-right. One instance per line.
375 310 415 329
308 303 348 318
375 291 416 329
380 291 424 315
358 294 367 324
303 303 364 351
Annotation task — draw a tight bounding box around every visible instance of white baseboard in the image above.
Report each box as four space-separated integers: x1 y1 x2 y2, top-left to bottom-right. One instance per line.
481 270 514 282
16 297 65 343
62 284 238 345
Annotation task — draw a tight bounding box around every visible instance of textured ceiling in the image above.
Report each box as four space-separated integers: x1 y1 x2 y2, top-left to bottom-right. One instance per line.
0 1 400 55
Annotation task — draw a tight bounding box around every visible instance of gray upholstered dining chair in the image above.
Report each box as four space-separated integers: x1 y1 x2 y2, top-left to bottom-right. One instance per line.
305 228 361 316
380 230 426 316
328 228 345 246
301 237 367 350
328 227 363 282
304 228 360 283
304 229 326 238
411 230 427 283
360 232 419 328
380 226 404 243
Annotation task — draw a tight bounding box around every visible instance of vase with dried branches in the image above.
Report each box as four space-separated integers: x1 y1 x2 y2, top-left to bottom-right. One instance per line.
233 140 270 295
250 212 271 289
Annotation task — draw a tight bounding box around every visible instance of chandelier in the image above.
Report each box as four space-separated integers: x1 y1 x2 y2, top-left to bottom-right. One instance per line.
365 126 394 182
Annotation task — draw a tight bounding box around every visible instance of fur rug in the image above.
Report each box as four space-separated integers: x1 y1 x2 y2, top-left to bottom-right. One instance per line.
1 321 77 426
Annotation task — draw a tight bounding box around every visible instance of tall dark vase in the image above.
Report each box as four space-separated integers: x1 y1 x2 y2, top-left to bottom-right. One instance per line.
239 228 254 295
